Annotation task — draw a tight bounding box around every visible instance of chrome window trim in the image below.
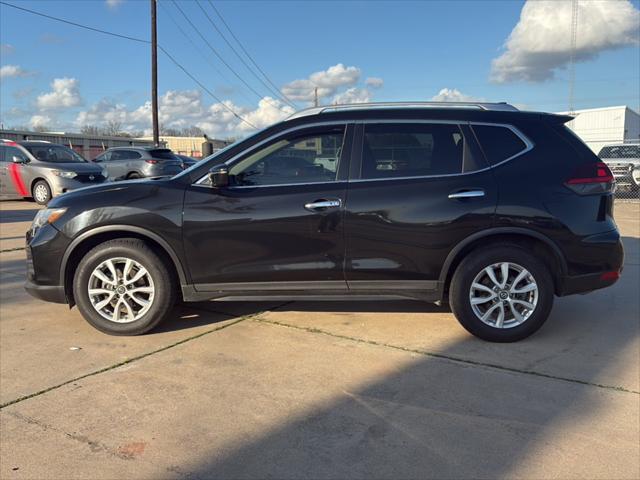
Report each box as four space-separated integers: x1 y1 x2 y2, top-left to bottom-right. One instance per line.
192 119 534 187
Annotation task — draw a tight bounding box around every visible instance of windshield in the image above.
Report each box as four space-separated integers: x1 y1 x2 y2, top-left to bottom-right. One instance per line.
598 145 640 159
24 144 87 163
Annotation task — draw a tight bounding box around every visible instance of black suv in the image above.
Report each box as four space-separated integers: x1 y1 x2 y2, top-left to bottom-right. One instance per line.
25 102 623 342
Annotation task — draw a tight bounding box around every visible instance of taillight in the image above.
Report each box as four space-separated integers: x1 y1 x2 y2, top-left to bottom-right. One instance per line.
145 159 160 164
565 162 614 195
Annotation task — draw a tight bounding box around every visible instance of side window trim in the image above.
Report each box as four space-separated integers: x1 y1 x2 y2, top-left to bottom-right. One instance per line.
350 119 533 182
469 122 534 167
193 122 353 188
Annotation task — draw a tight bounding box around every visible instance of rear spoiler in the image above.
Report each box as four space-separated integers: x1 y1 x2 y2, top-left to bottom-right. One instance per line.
545 113 574 124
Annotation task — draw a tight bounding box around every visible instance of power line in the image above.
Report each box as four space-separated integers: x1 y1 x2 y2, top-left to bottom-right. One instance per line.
0 1 149 44
157 0 257 106
0 0 255 128
196 0 295 108
169 0 282 110
207 0 297 108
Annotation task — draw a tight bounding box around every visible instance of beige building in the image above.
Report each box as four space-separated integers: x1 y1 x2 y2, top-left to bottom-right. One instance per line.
138 136 230 158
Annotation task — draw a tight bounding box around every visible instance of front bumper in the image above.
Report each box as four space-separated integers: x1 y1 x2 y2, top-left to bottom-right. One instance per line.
50 175 108 196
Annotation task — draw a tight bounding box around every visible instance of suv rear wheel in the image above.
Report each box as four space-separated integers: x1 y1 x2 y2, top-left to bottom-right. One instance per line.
449 245 554 342
73 238 177 335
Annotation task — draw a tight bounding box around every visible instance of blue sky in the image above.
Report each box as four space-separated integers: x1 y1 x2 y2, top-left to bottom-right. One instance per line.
1 0 638 137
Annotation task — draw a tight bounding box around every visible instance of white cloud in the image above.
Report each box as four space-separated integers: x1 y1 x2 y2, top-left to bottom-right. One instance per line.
282 63 361 103
491 0 640 83
36 78 82 109
431 88 483 102
332 88 371 105
106 0 123 9
1 44 15 55
29 115 53 129
365 77 384 89
0 65 32 79
75 90 294 137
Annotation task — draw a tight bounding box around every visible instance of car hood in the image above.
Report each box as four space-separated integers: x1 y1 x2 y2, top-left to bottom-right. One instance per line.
48 177 175 208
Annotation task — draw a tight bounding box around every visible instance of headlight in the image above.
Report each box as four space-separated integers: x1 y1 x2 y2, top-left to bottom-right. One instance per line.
31 208 67 233
51 170 77 179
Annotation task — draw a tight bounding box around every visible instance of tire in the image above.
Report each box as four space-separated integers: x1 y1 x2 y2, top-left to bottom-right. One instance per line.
127 172 141 179
73 238 177 335
32 180 52 205
449 244 554 342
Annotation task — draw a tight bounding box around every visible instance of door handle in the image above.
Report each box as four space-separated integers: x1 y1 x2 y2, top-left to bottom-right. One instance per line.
448 189 485 199
304 199 342 211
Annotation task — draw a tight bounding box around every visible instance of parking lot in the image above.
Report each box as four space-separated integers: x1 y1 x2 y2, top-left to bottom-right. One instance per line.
0 199 638 479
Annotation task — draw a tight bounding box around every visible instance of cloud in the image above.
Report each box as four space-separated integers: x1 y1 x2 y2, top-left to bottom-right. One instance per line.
29 115 53 129
431 88 483 102
36 78 83 109
282 63 361 103
365 77 384 89
332 88 371 105
106 0 123 9
491 0 640 83
75 90 294 137
0 65 32 79
1 44 15 55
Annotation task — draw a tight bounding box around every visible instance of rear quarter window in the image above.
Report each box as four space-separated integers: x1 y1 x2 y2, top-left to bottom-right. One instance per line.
472 125 528 165
149 149 177 160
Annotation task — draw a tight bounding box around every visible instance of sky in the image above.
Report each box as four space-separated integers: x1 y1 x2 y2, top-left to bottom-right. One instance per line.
0 0 639 138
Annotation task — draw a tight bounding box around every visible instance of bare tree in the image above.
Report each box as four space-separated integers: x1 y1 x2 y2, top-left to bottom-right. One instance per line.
80 125 100 135
102 120 123 137
181 125 205 137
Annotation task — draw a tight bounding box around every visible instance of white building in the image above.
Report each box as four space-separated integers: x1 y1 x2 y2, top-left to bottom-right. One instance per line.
556 106 640 155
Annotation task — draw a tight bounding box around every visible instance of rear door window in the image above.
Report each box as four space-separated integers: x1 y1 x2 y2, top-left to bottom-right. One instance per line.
471 125 528 165
149 149 177 160
361 123 467 179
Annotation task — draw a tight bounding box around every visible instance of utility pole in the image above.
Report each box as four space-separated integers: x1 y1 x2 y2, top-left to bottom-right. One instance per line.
314 87 318 107
568 0 579 114
151 0 159 145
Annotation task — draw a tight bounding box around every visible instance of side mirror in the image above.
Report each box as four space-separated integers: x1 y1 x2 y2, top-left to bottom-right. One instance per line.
208 165 229 188
11 155 26 164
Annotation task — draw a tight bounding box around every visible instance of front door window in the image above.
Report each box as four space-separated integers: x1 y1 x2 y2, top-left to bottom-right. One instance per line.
229 129 345 186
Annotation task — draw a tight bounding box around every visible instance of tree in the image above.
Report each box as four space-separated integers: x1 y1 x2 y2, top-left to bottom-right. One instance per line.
33 125 51 132
102 120 123 137
80 125 100 135
181 125 205 137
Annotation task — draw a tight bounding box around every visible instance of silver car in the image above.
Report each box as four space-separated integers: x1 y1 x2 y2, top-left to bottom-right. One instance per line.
0 140 108 205
93 147 183 180
598 143 640 192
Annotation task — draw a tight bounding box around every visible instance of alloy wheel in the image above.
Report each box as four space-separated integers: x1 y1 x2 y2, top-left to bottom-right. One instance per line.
469 262 539 329
87 257 155 323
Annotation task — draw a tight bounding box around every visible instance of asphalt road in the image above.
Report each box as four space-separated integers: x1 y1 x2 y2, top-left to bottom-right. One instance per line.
1 199 638 479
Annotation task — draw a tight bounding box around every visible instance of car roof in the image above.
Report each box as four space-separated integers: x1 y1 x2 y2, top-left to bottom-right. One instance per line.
108 146 169 151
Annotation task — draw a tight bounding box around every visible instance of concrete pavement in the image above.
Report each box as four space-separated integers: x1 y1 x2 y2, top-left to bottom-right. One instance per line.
1 199 638 479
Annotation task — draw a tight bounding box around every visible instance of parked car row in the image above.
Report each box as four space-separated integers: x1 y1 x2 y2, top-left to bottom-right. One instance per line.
0 139 199 204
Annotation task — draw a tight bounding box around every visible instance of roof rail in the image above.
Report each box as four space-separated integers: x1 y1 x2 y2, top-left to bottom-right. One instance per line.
288 101 519 119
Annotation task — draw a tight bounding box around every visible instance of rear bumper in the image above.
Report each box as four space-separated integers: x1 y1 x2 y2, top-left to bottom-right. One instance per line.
24 280 67 303
558 229 624 296
558 270 621 296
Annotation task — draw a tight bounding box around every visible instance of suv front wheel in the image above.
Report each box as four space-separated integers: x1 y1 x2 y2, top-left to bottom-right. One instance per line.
449 245 554 342
73 238 177 335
